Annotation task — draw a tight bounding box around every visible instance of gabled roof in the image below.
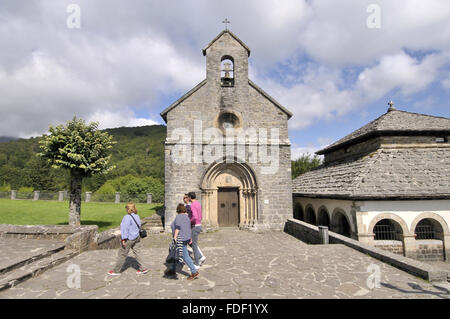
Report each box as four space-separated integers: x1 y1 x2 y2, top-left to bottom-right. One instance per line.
160 79 293 123
160 79 207 123
317 108 450 154
202 30 251 56
293 146 450 200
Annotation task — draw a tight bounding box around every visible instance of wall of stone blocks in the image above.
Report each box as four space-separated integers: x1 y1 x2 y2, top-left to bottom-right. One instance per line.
323 134 450 165
416 240 445 262
373 240 404 255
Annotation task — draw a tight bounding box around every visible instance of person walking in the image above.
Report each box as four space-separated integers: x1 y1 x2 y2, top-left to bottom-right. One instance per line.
108 202 148 276
188 192 206 267
171 203 199 280
183 193 204 264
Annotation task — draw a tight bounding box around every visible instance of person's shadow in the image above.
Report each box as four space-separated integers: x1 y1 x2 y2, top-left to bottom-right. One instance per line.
163 250 195 279
381 282 449 299
119 256 142 272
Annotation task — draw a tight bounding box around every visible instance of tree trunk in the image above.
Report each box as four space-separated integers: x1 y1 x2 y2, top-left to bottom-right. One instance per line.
69 172 82 226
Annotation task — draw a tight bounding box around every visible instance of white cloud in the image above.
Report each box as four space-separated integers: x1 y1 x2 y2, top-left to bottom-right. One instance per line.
1 0 449 138
87 111 159 130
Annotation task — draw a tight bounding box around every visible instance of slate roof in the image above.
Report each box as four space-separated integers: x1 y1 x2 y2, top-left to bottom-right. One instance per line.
292 146 450 200
317 109 450 154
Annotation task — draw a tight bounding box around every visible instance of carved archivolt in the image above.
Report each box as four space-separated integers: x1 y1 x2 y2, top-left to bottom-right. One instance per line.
201 159 258 227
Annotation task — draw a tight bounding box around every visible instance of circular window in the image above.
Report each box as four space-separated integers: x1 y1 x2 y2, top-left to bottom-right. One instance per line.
218 112 239 130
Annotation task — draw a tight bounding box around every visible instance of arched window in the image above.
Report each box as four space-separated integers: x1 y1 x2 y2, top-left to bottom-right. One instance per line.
221 56 234 87
415 219 443 240
305 206 316 225
318 207 330 227
373 219 403 241
293 203 304 221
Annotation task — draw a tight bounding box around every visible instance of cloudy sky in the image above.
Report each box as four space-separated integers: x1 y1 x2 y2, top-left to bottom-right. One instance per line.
1 0 449 158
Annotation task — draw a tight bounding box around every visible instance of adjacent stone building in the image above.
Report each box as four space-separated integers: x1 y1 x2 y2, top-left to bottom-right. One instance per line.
161 30 293 231
292 104 450 261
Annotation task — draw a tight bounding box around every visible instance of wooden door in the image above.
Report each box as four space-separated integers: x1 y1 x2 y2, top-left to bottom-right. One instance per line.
218 188 239 227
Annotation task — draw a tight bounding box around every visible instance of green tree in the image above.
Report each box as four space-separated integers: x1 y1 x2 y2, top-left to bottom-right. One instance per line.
291 153 322 179
38 117 116 226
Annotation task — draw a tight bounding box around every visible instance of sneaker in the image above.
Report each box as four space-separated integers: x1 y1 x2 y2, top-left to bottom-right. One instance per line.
107 270 121 276
136 269 149 275
199 256 206 266
187 272 199 280
193 264 200 271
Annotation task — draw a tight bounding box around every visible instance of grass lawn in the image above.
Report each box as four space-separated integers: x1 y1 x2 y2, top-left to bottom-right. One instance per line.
0 199 161 232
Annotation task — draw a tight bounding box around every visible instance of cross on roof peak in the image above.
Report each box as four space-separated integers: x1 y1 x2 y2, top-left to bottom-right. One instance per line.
387 100 397 112
222 18 230 30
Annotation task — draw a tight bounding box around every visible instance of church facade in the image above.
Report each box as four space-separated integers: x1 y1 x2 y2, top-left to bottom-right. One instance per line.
161 30 293 231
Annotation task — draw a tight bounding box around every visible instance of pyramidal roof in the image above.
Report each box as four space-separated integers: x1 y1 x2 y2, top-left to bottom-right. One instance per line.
293 146 450 200
202 29 251 56
317 108 450 154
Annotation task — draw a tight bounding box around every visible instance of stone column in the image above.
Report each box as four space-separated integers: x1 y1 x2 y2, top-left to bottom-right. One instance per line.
357 233 375 245
403 234 417 259
241 190 247 225
443 233 450 262
85 192 92 203
147 193 152 204
115 192 120 204
58 191 64 202
319 226 329 245
11 190 17 200
33 191 40 201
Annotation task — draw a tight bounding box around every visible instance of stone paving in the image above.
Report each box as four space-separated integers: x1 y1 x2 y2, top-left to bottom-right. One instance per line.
0 229 449 299
0 238 65 271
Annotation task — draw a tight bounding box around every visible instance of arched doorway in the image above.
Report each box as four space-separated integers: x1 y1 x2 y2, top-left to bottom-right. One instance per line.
305 206 316 225
318 207 330 227
293 202 304 221
331 210 351 237
201 160 257 227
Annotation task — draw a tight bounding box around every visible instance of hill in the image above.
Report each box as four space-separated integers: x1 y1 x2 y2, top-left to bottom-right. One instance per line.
0 136 18 143
0 125 166 198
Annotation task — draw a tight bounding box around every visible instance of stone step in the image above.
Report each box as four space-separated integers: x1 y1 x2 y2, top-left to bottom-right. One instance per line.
0 249 78 291
0 243 66 276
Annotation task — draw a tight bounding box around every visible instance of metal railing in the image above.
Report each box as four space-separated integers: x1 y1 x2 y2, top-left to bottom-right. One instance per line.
374 223 398 240
415 224 435 240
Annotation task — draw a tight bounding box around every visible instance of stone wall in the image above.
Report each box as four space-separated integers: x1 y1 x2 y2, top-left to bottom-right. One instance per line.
416 240 445 262
0 224 99 252
323 135 450 165
373 240 404 255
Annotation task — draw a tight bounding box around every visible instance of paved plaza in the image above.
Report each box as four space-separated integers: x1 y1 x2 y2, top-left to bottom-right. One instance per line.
0 229 449 299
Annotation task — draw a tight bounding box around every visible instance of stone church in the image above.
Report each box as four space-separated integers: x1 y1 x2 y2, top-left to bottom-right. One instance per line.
160 30 293 231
